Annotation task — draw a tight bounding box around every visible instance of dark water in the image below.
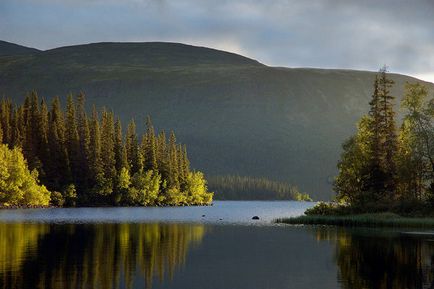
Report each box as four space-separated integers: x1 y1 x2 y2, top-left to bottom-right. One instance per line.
0 201 433 289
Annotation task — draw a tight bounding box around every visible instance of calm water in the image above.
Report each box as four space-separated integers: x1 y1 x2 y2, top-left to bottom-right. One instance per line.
0 201 433 289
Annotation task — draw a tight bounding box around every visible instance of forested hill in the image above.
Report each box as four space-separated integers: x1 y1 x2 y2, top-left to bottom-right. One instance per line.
0 41 433 199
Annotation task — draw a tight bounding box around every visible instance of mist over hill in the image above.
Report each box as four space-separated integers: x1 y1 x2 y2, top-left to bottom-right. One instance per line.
0 41 432 199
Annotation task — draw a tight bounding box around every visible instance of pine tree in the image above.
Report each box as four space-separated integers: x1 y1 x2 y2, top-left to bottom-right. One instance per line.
100 109 116 198
378 67 398 197
0 99 11 145
114 117 127 172
168 131 180 189
47 97 71 191
88 106 105 199
126 119 142 174
22 92 42 171
65 94 80 184
37 98 50 182
336 68 398 206
76 93 91 194
144 116 158 171
11 106 25 148
0 118 3 143
156 131 168 177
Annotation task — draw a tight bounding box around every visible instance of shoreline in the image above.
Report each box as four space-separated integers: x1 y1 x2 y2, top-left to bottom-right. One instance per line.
276 213 434 228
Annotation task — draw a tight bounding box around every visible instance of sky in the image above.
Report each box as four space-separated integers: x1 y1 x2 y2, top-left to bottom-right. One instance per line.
1 0 433 83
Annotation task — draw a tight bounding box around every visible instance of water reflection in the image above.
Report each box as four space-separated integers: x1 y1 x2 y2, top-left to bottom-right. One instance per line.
314 227 434 289
0 223 205 289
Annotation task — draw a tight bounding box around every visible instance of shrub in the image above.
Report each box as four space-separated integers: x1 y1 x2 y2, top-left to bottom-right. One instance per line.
50 191 65 207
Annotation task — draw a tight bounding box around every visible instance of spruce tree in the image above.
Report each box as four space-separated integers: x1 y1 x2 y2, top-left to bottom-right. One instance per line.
0 119 3 143
168 131 180 189
114 117 127 172
47 97 71 191
144 116 158 171
100 109 116 197
22 92 42 171
0 99 11 145
88 106 105 199
76 93 91 194
378 67 398 197
65 94 80 184
126 119 142 174
336 68 398 206
12 106 25 148
37 98 50 182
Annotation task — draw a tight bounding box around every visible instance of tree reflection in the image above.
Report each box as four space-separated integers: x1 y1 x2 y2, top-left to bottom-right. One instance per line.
0 223 206 289
314 227 434 289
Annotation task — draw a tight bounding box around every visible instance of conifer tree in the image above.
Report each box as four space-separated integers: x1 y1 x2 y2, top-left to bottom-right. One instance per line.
22 92 42 171
65 95 80 184
156 131 168 177
0 99 11 145
335 68 398 206
11 106 25 148
114 117 127 172
100 109 116 197
88 106 105 198
0 119 3 143
378 67 398 196
76 93 91 194
37 98 50 181
144 116 158 171
126 119 142 174
168 131 180 189
47 97 71 191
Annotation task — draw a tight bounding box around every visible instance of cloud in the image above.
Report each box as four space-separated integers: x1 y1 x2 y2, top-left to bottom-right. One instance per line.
0 0 433 80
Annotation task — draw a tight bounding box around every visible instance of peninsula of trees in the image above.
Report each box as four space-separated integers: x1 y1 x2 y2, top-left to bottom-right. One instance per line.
0 92 213 207
305 67 434 217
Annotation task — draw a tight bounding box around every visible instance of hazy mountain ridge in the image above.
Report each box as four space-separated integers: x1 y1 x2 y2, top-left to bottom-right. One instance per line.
0 41 432 199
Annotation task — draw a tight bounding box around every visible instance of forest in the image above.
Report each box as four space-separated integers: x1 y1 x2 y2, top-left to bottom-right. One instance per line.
208 175 311 201
0 92 213 207
309 68 434 216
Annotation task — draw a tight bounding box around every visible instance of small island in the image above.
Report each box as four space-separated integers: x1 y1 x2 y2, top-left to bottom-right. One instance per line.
0 93 213 207
279 68 434 227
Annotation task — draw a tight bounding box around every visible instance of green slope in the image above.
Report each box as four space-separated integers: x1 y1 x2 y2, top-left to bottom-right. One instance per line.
0 41 432 199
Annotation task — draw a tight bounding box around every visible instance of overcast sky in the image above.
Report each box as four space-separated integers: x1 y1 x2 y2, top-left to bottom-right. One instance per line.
1 0 433 82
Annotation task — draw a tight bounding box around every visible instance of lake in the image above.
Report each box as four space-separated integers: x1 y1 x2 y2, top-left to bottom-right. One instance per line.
0 201 433 289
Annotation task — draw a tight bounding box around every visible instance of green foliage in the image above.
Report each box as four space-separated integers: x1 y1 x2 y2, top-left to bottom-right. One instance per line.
128 170 161 206
398 82 434 202
334 71 434 215
0 94 213 207
304 202 345 216
0 144 50 206
63 184 77 207
335 69 399 206
184 171 213 205
208 175 311 201
49 191 64 207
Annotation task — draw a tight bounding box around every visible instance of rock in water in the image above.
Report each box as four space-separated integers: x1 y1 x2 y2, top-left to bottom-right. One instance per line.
252 216 260 220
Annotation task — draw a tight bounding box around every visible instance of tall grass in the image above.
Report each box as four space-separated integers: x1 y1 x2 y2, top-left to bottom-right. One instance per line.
276 213 434 228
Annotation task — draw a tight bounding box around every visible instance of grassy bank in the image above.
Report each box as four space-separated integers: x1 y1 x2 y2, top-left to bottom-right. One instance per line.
276 212 434 228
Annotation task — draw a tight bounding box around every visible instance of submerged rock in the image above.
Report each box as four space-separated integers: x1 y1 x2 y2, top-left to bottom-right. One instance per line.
252 216 260 220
